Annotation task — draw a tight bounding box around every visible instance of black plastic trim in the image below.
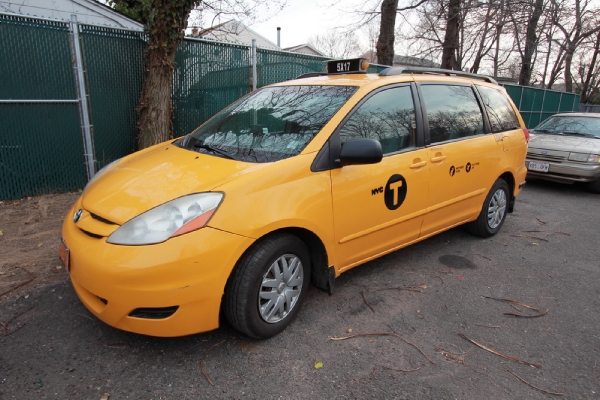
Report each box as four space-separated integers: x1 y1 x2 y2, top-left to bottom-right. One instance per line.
129 306 179 319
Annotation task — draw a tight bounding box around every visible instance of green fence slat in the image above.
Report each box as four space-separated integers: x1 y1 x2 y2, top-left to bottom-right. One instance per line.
172 39 251 137
0 15 76 100
502 83 580 128
0 103 87 199
81 25 146 169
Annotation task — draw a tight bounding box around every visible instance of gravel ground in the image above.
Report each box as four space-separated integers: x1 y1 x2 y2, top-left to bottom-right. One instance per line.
0 179 598 399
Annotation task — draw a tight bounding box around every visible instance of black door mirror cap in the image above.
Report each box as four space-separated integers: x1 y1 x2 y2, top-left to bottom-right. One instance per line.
339 138 383 166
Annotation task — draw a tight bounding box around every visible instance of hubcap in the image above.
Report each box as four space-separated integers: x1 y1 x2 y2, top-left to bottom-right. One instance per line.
258 254 304 324
487 188 507 229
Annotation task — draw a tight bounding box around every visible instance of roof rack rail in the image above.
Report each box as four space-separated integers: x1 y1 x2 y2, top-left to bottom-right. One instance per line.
379 66 498 84
295 72 327 80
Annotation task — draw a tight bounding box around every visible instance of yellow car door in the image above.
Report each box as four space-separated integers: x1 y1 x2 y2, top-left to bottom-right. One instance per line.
418 83 501 236
327 84 430 271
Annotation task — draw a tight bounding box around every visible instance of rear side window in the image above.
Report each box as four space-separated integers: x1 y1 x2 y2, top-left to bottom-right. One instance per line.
477 86 520 133
421 85 484 144
339 86 416 154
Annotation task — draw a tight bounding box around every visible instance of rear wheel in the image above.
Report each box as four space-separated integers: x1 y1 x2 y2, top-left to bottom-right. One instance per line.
466 179 510 238
224 233 311 339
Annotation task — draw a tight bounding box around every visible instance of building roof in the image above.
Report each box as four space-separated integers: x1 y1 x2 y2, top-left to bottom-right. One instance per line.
283 44 326 57
198 20 279 50
0 0 143 30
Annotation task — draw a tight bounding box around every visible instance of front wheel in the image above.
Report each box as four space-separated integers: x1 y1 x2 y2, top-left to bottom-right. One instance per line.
466 179 510 238
586 178 600 194
224 233 311 339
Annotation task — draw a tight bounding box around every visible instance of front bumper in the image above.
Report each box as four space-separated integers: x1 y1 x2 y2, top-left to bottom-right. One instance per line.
62 202 254 337
525 157 600 184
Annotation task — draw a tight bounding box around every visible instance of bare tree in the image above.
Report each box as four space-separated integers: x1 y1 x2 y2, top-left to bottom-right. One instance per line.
512 0 546 85
110 0 285 149
440 0 461 69
377 0 400 65
308 31 363 58
550 0 600 92
573 30 600 102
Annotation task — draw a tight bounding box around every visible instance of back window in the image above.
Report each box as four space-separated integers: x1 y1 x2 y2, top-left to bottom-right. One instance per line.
477 86 521 133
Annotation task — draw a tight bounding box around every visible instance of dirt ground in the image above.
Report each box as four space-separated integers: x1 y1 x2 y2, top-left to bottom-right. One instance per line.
0 192 80 300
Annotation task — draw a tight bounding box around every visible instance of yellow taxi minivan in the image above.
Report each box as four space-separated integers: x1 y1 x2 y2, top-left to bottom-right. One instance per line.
60 60 529 339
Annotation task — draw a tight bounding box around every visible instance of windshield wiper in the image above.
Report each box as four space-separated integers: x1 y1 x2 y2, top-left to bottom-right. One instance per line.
193 143 239 160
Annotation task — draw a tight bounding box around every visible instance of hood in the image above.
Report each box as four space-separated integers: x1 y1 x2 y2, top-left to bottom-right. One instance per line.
528 133 600 153
81 143 265 224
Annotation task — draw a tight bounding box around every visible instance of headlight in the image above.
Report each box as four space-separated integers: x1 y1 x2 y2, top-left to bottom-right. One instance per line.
84 158 121 192
588 154 600 163
107 193 223 245
568 152 600 163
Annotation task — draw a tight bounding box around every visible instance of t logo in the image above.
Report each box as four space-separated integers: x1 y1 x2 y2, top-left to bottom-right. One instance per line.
384 174 407 210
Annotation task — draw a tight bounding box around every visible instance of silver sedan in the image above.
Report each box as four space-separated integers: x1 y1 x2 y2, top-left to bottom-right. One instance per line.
526 112 600 193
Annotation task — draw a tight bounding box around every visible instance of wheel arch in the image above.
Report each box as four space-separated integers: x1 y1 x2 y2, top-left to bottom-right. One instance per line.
224 227 333 299
499 171 516 213
270 227 332 293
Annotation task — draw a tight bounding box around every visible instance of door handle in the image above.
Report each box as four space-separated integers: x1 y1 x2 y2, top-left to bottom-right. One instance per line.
409 160 428 169
430 155 447 163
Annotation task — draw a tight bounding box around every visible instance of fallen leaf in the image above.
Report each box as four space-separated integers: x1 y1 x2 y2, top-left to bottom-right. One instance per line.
314 360 323 369
100 394 110 400
56 266 62 270
37 243 43 247
457 276 465 280
0 230 3 236
347 328 353 333
420 285 428 289
532 243 539 246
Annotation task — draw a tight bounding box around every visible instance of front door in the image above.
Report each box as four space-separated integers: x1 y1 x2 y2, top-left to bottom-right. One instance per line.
329 85 429 271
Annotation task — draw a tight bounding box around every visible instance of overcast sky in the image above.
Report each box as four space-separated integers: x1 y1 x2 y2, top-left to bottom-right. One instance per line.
248 0 355 48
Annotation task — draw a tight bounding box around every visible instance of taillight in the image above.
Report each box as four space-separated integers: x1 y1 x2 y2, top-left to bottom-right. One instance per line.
522 128 529 143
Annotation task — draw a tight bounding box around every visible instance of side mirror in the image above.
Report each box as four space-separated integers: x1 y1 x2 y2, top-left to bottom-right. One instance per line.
339 138 383 166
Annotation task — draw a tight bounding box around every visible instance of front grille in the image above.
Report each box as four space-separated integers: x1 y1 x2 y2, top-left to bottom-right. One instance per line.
527 153 565 162
129 306 179 319
90 212 117 225
79 229 103 239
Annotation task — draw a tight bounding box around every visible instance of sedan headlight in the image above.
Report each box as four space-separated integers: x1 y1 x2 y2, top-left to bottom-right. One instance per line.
568 152 600 163
107 193 223 245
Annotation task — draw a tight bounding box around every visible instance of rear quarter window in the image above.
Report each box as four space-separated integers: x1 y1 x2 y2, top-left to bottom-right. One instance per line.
420 84 484 144
477 86 520 133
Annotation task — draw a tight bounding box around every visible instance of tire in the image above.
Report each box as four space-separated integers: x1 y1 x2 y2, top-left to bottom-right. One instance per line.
466 179 510 238
586 178 600 194
224 233 311 339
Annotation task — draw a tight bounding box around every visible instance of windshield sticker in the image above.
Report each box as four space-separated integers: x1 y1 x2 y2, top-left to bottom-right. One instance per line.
384 174 407 210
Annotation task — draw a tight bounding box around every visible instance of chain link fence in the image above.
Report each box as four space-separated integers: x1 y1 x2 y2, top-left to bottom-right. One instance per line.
0 15 86 199
502 84 581 128
0 13 583 200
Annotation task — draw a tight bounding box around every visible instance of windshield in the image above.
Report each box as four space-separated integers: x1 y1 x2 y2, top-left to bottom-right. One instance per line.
177 85 358 163
534 116 600 138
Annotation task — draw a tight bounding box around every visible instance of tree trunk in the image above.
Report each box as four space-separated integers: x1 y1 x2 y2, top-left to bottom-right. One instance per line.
518 0 544 86
376 0 400 66
564 43 576 92
136 0 193 149
441 0 461 70
580 31 600 103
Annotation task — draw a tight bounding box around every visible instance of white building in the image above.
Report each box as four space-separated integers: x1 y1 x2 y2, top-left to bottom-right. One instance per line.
0 0 143 30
